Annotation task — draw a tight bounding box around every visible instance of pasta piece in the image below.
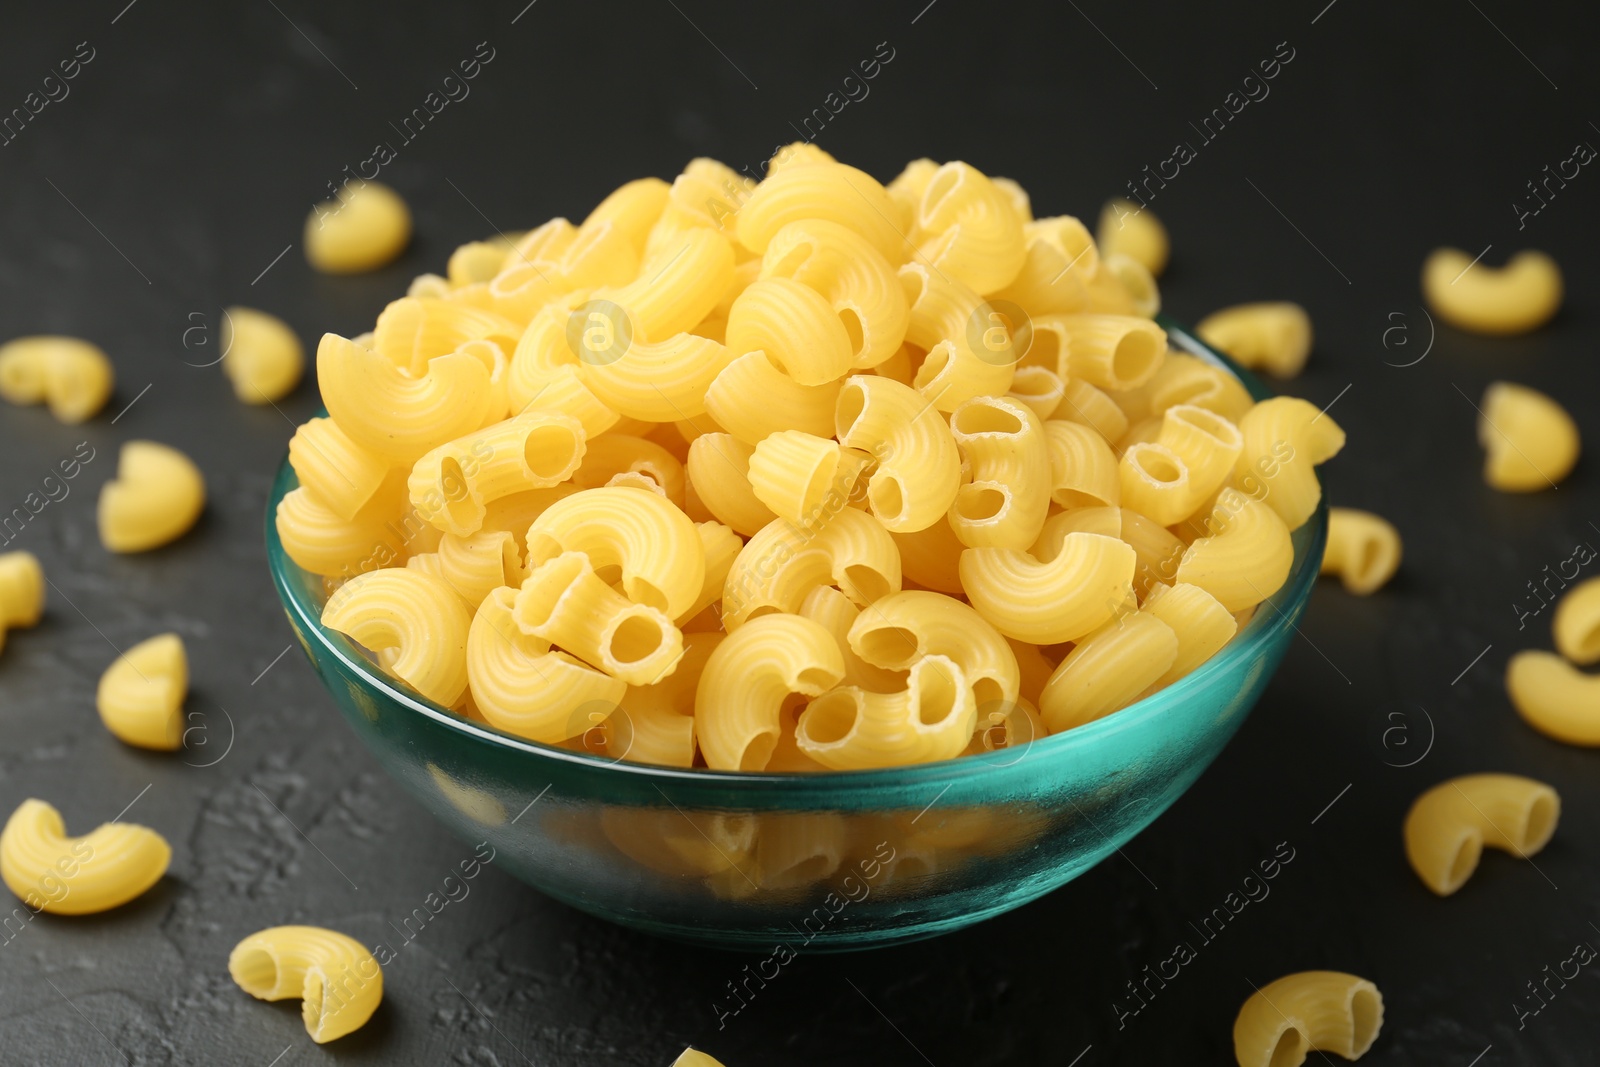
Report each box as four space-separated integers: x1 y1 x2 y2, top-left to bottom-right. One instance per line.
1118 443 1193 526
0 551 44 654
1007 364 1066 420
1044 315 1166 391
696 614 845 770
1234 397 1346 530
584 177 671 253
747 430 870 529
834 374 961 532
960 532 1137 643
889 518 966 595
1320 508 1402 594
1196 301 1312 378
705 350 841 443
1096 198 1168 277
1120 508 1186 597
514 552 684 686
417 529 525 609
948 396 1052 550
1100 253 1160 318
848 590 1020 709
686 433 778 536
1174 489 1294 613
218 306 303 402
1157 404 1243 512
1038 611 1177 731
914 161 1027 295
797 655 978 769
1403 773 1558 895
512 363 620 439
1422 247 1562 335
721 508 901 629
593 227 734 341
887 157 938 233
304 180 411 274
322 568 472 707
0 335 114 422
1477 381 1580 491
726 277 854 387
1140 583 1236 688
287 417 391 522
761 218 909 369
1506 651 1600 746
409 410 587 536
317 332 493 462
1552 576 1600 665
275 484 405 578
0 798 170 915
900 263 1016 410
1116 351 1253 425
96 633 187 751
963 695 1046 757
1055 378 1129 442
1233 971 1383 1067
614 631 721 767
229 926 383 1042
798 586 906 692
991 216 1097 317
98 440 205 552
447 238 511 286
371 297 521 378
737 160 905 262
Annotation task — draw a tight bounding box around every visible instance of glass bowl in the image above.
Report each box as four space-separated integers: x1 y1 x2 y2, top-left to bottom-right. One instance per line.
265 318 1326 952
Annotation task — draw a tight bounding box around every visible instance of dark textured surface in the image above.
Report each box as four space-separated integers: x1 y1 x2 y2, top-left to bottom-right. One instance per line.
1 1 1597 1063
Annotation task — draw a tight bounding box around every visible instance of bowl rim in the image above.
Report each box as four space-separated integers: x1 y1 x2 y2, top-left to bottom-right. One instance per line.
267 316 1327 789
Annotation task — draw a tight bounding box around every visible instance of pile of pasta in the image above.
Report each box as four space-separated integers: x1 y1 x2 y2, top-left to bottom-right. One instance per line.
277 144 1344 772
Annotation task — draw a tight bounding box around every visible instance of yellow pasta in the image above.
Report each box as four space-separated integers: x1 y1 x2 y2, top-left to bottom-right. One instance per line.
737 160 904 262
1477 381 1580 491
1039 611 1177 731
695 613 845 770
304 179 411 274
1552 576 1600 665
1116 351 1253 425
594 227 734 341
98 440 206 553
515 551 684 686
447 238 512 286
913 161 1027 294
1196 301 1312 378
0 798 170 915
585 176 671 253
574 433 687 507
1049 314 1166 391
888 518 967 595
834 374 961 532
960 532 1137 643
992 216 1097 317
1158 404 1243 509
761 218 909 369
322 567 472 707
1100 252 1160 318
1140 582 1236 688
847 590 1020 710
96 633 187 750
747 430 870 529
797 655 978 769
721 507 901 629
726 277 855 387
218 306 304 402
797 586 905 692
287 417 392 522
318 332 493 462
0 335 114 423
371 297 521 378
1118 443 1193 526
413 528 525 609
1096 198 1169 277
900 263 1016 410
1055 378 1130 443
1320 508 1402 594
1006 364 1066 421
948 396 1051 550
671 1049 727 1067
1403 773 1559 895
1506 651 1600 746
409 410 587 535
705 350 841 443
686 432 778 536
1422 247 1562 335
613 631 720 767
1233 971 1383 1067
1174 489 1294 613
274 484 406 579
1234 397 1346 530
0 551 44 654
229 925 383 1042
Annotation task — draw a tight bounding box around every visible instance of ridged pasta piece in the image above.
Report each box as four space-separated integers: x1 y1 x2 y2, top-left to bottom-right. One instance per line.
1477 381 1580 491
661 157 755 235
696 614 845 770
1159 404 1243 511
798 586 906 692
991 216 1097 316
900 263 1017 410
409 410 586 536
1047 314 1166 391
737 161 904 262
1039 611 1177 731
1140 583 1236 688
214 306 304 402
1234 397 1346 529
963 695 1046 757
592 227 734 341
1034 506 1120 555
834 374 961 532
525 486 705 618
1118 443 1193 526
1196 301 1312 378
1055 378 1129 443
303 180 409 273
1100 253 1160 318
761 218 909 369
747 430 871 529
721 508 901 629
1553 577 1600 665
1033 507 1183 599
287 417 392 522
686 433 778 536
1007 364 1065 420
889 519 966 595
275 485 404 578
1506 651 1600 745
887 157 938 233
1422 247 1562 335
848 590 1020 710
0 335 115 423
1174 489 1294 613
446 238 512 286
466 588 625 742
584 177 671 253
322 567 472 707
371 298 521 378
511 362 620 439
414 529 525 609
1233 971 1383 1067
960 532 1137 643
0 798 170 915
0 551 44 655
1320 508 1402 594
573 434 686 507
726 277 855 387
705 350 841 443
947 396 1052 550
1116 351 1253 425
96 633 187 750
613 632 721 767
515 552 683 686
797 655 978 769
1096 199 1168 277
99 440 206 553
229 925 383 1043
913 162 1027 295
1403 773 1559 895
318 333 493 462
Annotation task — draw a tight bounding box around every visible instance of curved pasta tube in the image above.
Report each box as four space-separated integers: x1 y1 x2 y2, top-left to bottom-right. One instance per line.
304 180 410 274
761 218 909 369
993 176 1032 222
514 552 684 686
682 522 742 626
0 551 44 654
1196 301 1312 378
991 216 1097 317
960 532 1137 643
229 925 383 1043
1234 397 1346 529
695 614 845 770
524 487 705 618
947 396 1051 549
584 177 671 253
1140 582 1237 688
834 375 961 532
1477 381 1579 491
889 519 966 595
686 433 778 536
466 588 625 742
0 798 170 915
593 227 734 341
322 567 472 707
0 335 115 423
847 590 1020 709
447 238 512 286
287 417 391 522
409 410 587 536
98 440 205 553
574 434 686 507
798 586 905 692
1320 508 1402 595
275 485 405 579
797 655 978 769
726 278 854 387
587 330 733 424
1047 314 1166 391
1403 774 1559 896
1033 507 1183 600
747 430 870 529
1553 577 1600 665
1422 247 1562 335
512 363 620 439
705 350 840 443
1118 443 1194 526
1007 364 1066 420
899 264 1016 410
1116 352 1253 425
96 633 187 750
721 508 901 629
1174 489 1294 613
371 298 521 379
418 528 525 609
1039 612 1177 732
660 157 755 235
1506 651 1600 746
1055 378 1129 442
613 631 721 768
914 162 1027 295
1233 971 1384 1067
887 157 938 233
1158 404 1243 509
1096 199 1168 277
1100 253 1160 318
737 161 904 262
318 333 493 462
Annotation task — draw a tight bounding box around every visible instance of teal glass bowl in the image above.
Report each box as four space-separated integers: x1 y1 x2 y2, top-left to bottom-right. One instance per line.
266 318 1325 952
